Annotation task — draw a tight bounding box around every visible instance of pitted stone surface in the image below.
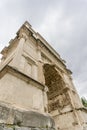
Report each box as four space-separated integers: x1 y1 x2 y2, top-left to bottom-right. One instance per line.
0 103 55 130
0 126 4 130
14 110 55 128
15 126 31 130
19 111 55 128
4 127 13 130
0 125 55 130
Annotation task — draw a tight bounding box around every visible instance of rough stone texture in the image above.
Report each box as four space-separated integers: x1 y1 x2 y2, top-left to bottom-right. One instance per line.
0 21 87 130
0 102 55 130
0 102 55 129
0 125 56 130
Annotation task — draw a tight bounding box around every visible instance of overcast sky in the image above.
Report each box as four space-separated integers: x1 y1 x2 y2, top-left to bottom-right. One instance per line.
0 0 87 98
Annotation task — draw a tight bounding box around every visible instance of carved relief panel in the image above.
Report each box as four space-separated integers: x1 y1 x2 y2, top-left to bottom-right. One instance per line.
48 92 70 112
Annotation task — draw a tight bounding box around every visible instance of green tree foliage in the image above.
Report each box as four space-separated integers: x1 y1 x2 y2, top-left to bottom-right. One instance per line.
81 97 87 107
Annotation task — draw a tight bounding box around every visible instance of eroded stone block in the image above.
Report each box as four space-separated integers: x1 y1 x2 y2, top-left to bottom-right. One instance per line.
0 106 9 121
0 126 4 130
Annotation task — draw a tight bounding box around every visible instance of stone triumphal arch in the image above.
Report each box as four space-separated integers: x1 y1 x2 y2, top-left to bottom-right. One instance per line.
0 21 87 130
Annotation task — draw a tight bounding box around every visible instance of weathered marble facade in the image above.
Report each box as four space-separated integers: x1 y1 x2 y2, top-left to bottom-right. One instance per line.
0 21 87 130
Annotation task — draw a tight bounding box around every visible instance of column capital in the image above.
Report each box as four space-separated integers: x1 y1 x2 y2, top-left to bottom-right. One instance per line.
17 26 32 41
36 39 44 50
18 32 28 41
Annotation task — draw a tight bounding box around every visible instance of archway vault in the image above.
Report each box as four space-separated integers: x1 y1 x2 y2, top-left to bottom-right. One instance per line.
43 63 70 112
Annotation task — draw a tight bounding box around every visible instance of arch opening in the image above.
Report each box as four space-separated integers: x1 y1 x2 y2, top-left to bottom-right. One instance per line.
43 64 70 112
